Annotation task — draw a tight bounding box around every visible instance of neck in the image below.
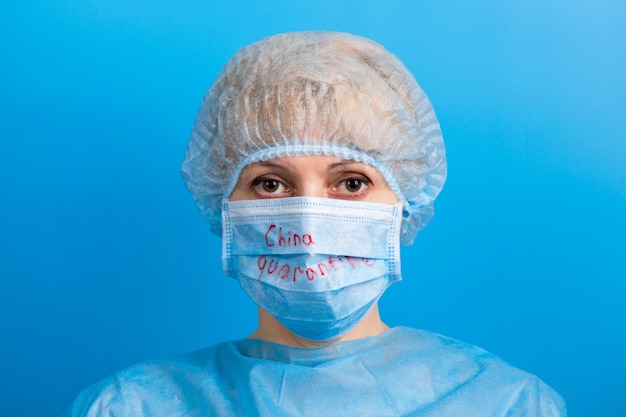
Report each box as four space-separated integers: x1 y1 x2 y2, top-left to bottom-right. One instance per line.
248 305 389 348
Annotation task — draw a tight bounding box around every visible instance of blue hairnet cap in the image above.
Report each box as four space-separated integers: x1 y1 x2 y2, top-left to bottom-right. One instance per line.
181 31 447 246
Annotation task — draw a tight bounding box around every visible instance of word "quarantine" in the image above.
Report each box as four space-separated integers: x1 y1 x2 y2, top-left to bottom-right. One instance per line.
257 254 376 282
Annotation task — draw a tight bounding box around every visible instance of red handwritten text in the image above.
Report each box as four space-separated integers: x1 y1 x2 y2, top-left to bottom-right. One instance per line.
257 255 376 282
264 224 316 248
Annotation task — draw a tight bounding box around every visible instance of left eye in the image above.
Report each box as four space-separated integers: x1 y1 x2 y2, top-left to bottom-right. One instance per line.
342 178 365 193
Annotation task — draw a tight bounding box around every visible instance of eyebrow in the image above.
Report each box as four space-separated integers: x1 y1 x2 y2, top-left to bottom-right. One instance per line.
239 161 291 180
253 161 288 169
327 160 367 170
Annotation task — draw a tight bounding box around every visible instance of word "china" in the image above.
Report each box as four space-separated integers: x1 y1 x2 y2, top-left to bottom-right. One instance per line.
264 224 316 248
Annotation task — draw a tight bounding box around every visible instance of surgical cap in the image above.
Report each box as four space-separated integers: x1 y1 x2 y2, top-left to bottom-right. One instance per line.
181 31 446 246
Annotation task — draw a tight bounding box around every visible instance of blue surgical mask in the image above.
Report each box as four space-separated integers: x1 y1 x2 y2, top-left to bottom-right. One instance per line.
222 196 403 342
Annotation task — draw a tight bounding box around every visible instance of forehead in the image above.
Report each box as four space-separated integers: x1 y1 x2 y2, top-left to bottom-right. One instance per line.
239 154 380 174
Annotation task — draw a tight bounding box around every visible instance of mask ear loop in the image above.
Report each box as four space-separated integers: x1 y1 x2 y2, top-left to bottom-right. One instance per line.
221 200 235 277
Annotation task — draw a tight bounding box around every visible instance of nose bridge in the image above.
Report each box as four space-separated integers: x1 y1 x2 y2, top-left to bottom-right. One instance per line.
296 174 326 198
295 166 327 197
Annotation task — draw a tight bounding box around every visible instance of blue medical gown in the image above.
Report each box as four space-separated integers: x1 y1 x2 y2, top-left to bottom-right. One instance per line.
65 327 566 416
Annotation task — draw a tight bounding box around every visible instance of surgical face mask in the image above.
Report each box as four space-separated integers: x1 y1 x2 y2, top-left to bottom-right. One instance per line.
222 196 403 342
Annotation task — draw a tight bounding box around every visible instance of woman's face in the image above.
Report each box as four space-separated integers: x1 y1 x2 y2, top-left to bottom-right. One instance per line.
230 154 398 204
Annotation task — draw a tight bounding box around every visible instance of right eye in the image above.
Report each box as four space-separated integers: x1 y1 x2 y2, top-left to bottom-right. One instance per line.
252 177 288 196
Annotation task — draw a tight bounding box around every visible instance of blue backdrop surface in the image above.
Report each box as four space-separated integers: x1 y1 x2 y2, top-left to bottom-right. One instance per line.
1 1 625 416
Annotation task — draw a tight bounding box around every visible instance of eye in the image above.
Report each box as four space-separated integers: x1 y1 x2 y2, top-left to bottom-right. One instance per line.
252 177 288 196
343 178 364 193
336 176 369 195
261 179 281 193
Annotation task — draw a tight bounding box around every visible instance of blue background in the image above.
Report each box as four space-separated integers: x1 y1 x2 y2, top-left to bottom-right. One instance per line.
1 1 624 416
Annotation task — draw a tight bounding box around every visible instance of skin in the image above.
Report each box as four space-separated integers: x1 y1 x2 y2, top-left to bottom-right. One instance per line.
229 154 399 348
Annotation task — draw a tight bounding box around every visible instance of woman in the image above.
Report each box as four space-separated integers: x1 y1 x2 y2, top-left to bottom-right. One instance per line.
66 31 566 416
